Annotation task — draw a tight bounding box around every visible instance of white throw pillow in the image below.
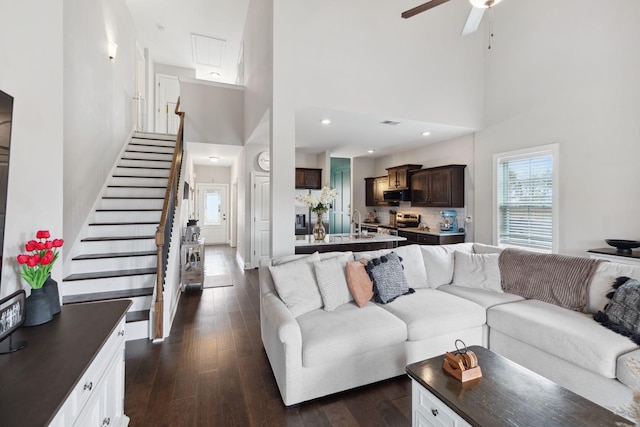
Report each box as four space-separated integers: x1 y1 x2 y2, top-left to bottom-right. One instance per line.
314 253 354 311
269 252 322 316
393 245 429 289
452 251 502 293
420 245 455 288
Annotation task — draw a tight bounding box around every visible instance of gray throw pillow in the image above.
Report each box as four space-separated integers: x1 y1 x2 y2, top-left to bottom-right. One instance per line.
365 252 414 304
594 276 640 344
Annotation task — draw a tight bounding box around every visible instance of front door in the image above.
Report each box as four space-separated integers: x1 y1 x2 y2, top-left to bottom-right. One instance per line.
251 173 270 268
196 183 228 245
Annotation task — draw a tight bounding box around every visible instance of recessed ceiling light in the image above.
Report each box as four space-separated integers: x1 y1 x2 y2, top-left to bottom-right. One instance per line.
367 149 376 154
321 119 331 125
209 156 220 162
421 131 431 136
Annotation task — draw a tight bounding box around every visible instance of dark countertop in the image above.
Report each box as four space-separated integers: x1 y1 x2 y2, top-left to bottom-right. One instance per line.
0 300 131 426
588 247 640 260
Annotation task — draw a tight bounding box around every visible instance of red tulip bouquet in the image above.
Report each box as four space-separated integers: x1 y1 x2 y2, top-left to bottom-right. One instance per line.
16 230 64 289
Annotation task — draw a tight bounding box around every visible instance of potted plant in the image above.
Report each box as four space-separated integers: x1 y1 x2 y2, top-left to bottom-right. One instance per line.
16 230 64 326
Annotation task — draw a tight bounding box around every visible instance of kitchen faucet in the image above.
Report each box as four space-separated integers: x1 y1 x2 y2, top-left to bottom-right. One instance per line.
352 209 362 237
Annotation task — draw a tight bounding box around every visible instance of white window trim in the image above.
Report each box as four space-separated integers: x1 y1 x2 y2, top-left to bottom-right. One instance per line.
492 143 559 253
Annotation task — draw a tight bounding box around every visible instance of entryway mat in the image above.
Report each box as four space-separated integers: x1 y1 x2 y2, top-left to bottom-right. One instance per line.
203 273 234 288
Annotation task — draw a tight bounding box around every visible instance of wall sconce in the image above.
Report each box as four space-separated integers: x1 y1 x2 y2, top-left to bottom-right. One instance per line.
108 42 118 60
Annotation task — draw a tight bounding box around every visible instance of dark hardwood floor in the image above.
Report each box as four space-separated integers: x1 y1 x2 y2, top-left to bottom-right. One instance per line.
124 245 412 426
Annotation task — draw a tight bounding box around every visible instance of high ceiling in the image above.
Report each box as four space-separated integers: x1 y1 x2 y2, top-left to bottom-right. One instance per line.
125 0 477 165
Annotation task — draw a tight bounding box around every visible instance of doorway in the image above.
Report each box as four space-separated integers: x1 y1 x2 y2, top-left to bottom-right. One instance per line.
330 158 351 234
251 173 270 268
155 74 180 134
196 183 229 245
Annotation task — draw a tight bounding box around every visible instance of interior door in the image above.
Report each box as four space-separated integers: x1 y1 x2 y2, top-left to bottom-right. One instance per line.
155 74 180 134
196 183 228 245
252 173 270 268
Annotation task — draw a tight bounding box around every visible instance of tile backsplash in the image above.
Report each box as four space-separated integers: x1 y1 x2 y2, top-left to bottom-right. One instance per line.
366 202 466 232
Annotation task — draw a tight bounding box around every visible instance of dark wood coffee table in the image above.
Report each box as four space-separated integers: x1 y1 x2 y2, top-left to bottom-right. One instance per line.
406 346 632 427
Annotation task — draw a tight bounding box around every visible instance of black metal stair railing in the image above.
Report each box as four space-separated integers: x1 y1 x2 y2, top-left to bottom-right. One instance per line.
153 97 184 340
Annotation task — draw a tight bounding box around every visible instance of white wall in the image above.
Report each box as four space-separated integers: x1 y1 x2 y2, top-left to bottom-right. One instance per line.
63 0 137 254
180 80 245 146
474 0 640 255
194 165 231 185
155 63 196 80
0 1 64 298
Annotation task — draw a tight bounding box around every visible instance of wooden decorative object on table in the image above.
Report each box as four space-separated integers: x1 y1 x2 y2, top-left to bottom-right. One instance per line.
442 339 482 382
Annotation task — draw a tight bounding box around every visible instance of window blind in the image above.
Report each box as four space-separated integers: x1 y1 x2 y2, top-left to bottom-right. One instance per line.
497 154 553 251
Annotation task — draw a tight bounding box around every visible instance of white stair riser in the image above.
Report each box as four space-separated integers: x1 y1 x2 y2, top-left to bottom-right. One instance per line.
126 320 150 341
105 186 166 198
63 274 156 296
99 198 164 210
86 223 159 238
118 159 172 169
110 176 168 187
132 133 176 143
69 255 157 275
79 239 157 253
114 167 170 178
127 144 174 155
94 210 161 223
123 151 173 161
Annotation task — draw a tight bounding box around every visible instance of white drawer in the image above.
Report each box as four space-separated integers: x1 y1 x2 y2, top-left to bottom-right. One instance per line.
65 318 126 424
413 381 471 427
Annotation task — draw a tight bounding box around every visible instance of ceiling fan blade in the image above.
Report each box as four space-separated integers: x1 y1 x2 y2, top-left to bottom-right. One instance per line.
402 0 451 19
461 6 485 36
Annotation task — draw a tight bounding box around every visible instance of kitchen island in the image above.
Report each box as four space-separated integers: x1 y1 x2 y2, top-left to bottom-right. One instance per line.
398 228 465 246
295 232 406 254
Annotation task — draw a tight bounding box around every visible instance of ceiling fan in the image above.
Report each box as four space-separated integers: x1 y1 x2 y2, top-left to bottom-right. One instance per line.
402 0 504 36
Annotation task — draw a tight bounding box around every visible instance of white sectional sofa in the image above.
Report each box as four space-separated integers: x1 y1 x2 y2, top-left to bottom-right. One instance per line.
259 243 640 418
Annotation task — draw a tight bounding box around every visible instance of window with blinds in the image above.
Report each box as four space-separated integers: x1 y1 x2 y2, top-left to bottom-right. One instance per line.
496 148 556 252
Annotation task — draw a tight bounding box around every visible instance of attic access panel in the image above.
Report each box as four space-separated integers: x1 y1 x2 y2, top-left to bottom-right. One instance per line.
191 34 226 68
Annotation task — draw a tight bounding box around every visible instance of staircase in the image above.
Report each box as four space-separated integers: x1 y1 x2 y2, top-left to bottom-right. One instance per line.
62 132 177 340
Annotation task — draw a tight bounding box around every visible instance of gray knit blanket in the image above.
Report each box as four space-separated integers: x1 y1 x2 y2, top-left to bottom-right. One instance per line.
499 249 604 312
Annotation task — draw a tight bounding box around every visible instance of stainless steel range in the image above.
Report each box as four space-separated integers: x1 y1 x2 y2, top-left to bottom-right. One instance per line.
396 212 420 228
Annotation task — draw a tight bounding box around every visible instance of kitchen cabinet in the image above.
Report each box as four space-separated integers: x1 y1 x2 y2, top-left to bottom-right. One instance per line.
295 168 322 189
411 165 465 207
365 176 390 206
386 164 421 190
398 230 465 246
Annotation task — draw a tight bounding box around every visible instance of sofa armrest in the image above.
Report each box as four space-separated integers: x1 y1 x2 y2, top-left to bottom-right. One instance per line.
262 291 302 346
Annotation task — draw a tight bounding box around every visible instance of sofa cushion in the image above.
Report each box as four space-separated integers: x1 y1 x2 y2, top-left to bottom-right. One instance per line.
488 299 638 378
616 348 640 390
296 302 407 367
588 262 640 314
379 289 486 341
314 253 354 311
366 252 414 304
345 259 374 307
452 251 502 292
269 252 322 317
420 244 474 288
354 245 428 289
473 243 503 254
438 284 524 309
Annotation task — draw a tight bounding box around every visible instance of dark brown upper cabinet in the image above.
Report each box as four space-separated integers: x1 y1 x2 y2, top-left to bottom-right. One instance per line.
365 176 390 206
386 164 422 190
410 165 466 207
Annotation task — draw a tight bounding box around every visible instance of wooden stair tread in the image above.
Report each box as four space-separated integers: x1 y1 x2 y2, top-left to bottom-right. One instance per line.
63 267 156 282
126 310 150 323
62 286 154 304
81 235 155 242
72 250 157 260
112 175 169 179
129 142 175 148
